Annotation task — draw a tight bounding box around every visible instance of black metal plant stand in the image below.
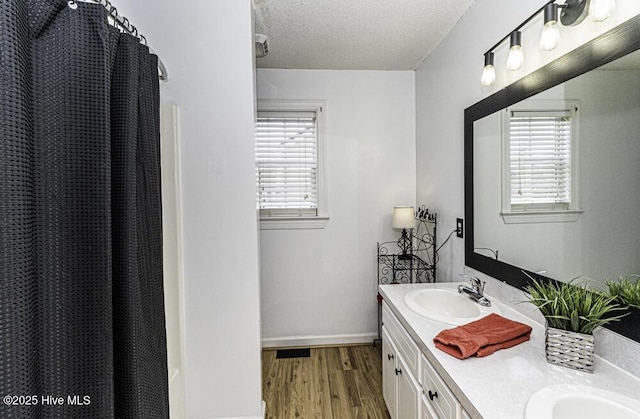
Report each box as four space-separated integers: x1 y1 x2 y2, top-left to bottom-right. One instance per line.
375 208 437 344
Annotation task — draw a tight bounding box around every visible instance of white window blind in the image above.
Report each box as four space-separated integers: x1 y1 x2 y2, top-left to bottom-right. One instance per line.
255 111 318 217
509 110 572 211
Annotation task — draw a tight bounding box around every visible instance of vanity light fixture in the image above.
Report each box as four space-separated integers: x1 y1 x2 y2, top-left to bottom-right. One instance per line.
506 31 524 71
481 52 496 87
589 0 615 22
560 0 589 26
391 206 416 260
481 0 616 87
540 3 561 51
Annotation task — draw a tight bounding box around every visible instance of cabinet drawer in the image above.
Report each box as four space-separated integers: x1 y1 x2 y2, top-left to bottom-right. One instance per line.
382 303 421 380
421 354 460 419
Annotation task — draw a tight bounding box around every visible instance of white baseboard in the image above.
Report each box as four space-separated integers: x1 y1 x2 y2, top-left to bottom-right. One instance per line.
261 332 378 348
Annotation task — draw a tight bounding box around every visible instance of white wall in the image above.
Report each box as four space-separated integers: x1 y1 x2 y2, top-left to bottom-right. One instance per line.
257 69 416 346
116 1 262 418
416 0 640 283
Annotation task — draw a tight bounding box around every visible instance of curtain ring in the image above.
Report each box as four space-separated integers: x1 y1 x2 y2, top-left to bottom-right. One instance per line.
140 35 147 46
67 0 78 10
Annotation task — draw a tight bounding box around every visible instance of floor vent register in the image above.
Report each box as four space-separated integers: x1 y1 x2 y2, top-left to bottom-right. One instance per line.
276 348 311 359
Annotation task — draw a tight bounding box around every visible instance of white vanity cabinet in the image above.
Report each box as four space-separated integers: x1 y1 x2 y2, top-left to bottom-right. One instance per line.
382 302 470 419
380 283 640 418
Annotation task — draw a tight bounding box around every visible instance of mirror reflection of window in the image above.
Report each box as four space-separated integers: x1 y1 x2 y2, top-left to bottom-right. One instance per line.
500 100 582 224
509 111 572 208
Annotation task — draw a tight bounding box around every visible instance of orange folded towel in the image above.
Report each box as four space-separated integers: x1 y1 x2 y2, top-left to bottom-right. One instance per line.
433 313 532 359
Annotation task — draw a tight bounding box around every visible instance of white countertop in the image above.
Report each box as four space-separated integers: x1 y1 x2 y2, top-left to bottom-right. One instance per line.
379 282 640 419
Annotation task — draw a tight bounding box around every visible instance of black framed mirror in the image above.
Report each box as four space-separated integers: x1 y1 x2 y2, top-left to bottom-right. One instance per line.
464 14 640 342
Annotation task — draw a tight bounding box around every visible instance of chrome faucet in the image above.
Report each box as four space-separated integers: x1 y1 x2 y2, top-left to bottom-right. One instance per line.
458 274 492 307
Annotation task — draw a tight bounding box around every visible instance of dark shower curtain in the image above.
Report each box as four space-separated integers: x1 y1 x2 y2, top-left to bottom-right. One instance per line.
0 0 169 418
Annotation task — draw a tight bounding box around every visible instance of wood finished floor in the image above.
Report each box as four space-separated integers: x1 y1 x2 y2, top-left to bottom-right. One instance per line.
262 345 391 419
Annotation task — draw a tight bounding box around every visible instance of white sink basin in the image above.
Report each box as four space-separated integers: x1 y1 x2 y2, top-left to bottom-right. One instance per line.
403 286 500 325
525 385 640 419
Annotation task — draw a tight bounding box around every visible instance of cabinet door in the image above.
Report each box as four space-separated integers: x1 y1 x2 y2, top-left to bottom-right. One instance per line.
421 394 439 419
382 327 398 419
422 354 460 419
397 354 421 419
383 303 421 379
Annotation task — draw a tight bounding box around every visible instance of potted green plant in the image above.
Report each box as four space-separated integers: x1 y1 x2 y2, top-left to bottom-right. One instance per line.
606 275 640 309
524 277 626 373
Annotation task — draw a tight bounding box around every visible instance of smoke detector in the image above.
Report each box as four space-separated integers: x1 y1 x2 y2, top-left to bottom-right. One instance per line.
255 33 269 58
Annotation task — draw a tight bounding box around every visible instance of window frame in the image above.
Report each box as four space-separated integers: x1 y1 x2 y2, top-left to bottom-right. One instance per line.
500 100 582 224
256 99 328 230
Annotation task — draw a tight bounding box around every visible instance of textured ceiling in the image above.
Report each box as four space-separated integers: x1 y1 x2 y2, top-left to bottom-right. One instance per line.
253 0 476 70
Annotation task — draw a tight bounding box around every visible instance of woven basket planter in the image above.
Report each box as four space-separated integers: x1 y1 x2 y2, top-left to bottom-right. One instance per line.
545 325 595 373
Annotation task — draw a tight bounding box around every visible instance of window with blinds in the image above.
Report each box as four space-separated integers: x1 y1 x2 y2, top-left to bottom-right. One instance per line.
255 104 325 221
509 110 572 210
501 100 581 222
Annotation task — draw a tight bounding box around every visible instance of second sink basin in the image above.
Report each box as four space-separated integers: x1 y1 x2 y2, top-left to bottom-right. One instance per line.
404 286 501 325
524 385 640 419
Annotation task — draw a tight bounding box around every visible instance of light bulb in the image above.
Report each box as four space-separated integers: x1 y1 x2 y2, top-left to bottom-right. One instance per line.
589 0 615 22
540 3 560 51
507 46 524 71
481 64 496 87
540 21 560 51
507 31 523 71
481 52 495 87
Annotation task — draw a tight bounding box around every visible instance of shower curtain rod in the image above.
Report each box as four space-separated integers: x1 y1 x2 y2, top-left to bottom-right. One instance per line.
75 0 168 81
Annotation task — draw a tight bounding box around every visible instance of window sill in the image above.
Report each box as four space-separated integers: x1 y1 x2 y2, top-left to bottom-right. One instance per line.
501 210 583 224
259 216 329 230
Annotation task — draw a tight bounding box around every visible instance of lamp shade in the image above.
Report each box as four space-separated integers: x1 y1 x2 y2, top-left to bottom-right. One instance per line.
392 206 416 229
